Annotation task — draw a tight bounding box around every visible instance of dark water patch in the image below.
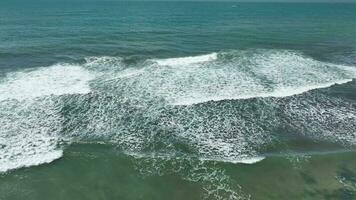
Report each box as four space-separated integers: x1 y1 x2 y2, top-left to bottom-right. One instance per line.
300 171 318 185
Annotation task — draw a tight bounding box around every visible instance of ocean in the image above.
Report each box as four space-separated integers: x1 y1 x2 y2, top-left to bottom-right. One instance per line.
1 1 356 199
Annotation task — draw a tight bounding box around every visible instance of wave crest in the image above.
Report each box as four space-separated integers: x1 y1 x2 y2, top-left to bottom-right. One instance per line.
151 53 218 66
98 50 356 105
0 64 95 101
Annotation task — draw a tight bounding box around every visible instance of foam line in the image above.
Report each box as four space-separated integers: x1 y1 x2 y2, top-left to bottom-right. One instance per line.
152 53 218 66
201 156 265 164
172 79 353 105
0 150 63 173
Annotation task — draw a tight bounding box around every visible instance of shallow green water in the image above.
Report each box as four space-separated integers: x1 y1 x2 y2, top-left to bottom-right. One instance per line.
1 144 356 200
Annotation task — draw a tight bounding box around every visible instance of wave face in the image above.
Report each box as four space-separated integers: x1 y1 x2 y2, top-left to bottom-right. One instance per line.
1 49 356 198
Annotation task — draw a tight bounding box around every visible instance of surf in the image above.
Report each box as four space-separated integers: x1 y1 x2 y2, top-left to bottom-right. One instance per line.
0 64 96 101
1 49 356 174
97 49 356 105
0 64 96 173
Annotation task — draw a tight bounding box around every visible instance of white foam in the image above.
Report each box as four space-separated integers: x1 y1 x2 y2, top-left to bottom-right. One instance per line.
2 49 354 174
84 56 124 72
0 64 95 173
0 98 64 173
112 50 356 106
284 93 356 145
84 50 356 165
152 53 218 66
46 50 356 169
0 64 95 101
233 156 265 164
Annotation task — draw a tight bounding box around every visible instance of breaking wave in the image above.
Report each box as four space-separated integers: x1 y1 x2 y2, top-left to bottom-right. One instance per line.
0 49 355 196
0 64 95 101
151 52 218 66
97 50 356 105
0 64 95 173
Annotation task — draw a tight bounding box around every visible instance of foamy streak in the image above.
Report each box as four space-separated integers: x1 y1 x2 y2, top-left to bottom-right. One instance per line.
152 53 218 66
234 157 265 164
126 152 264 165
202 156 265 164
0 151 63 173
173 79 353 105
0 64 95 101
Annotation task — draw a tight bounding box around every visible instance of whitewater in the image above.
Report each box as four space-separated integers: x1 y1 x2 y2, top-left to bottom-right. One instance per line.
0 49 356 173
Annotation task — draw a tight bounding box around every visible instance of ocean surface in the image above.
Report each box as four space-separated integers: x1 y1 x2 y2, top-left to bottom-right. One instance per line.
1 1 356 199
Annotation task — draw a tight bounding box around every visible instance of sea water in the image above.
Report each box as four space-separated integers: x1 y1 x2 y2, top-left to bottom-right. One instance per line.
1 1 356 199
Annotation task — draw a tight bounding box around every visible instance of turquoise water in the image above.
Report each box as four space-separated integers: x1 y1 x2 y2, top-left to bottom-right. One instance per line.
1 1 356 199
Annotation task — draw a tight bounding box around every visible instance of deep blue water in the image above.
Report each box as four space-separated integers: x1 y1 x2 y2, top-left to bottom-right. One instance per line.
1 1 356 68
